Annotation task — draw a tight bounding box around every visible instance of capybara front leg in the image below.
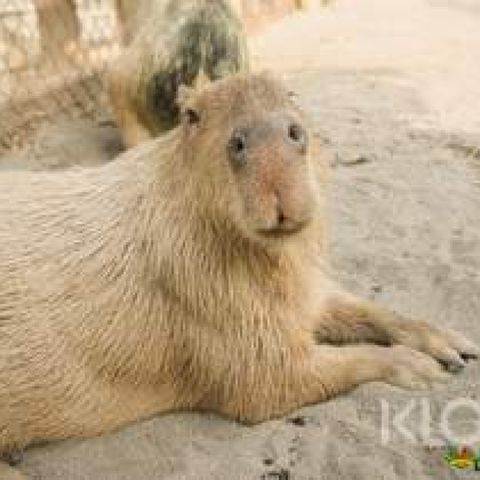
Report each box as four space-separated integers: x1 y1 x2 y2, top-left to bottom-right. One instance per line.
316 293 479 370
301 344 448 402
220 343 448 424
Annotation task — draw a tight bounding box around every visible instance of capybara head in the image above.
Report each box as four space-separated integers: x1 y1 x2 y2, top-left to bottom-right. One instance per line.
178 72 324 244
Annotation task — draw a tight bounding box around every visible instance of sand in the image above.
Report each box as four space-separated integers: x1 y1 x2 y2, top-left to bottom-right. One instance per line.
5 0 480 478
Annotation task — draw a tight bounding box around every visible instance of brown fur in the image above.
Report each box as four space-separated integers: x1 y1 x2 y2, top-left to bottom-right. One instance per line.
107 0 249 147
0 72 477 458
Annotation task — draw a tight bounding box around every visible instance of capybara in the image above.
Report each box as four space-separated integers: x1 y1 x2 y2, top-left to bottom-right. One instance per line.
107 0 249 147
0 73 477 460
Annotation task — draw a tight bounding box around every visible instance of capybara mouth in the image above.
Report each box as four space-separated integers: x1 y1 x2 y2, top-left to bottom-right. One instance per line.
257 220 308 239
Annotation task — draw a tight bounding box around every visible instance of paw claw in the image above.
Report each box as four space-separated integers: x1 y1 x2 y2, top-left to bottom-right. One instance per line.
437 348 467 372
447 332 480 361
461 353 478 361
397 322 479 372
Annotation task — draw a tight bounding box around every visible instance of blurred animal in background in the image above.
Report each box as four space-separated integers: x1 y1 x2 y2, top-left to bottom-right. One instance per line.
107 0 249 147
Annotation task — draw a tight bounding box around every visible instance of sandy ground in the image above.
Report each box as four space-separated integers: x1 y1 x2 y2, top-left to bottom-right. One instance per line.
4 0 480 478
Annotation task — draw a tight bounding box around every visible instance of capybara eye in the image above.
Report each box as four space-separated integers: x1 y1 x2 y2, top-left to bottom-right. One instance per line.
228 131 248 166
233 135 246 153
288 123 305 144
184 108 200 125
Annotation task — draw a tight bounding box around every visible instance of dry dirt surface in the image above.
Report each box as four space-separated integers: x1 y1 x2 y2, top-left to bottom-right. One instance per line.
10 1 480 479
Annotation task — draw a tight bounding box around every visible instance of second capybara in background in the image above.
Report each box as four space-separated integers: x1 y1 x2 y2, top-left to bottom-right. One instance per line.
108 0 249 147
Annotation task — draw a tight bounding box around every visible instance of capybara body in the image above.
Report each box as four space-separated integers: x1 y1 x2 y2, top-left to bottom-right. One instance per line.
107 0 249 147
0 73 477 455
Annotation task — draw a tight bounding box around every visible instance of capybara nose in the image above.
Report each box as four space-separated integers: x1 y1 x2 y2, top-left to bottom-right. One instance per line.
258 203 309 238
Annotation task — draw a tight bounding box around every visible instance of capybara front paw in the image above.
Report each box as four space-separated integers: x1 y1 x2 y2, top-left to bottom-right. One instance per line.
394 321 479 372
382 345 450 389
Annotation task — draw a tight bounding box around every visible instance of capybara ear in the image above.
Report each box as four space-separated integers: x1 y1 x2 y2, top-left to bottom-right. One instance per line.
177 85 201 127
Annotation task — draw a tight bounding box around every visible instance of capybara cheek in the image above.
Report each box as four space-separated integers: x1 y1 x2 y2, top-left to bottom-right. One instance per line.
293 179 318 221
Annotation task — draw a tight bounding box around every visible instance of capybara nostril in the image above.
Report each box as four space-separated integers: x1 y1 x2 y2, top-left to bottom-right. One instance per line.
287 123 307 152
274 191 287 228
